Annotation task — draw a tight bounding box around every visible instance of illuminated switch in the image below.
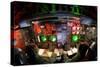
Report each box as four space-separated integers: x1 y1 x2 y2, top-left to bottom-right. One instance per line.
67 50 73 56
72 26 77 31
71 47 78 54
54 48 60 56
76 31 79 34
38 49 45 56
47 51 53 57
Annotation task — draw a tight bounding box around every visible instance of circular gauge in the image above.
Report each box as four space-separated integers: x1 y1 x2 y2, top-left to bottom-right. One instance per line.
49 35 57 42
40 35 47 42
72 35 79 42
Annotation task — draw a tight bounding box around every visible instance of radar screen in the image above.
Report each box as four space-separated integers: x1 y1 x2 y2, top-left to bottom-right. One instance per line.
11 1 97 66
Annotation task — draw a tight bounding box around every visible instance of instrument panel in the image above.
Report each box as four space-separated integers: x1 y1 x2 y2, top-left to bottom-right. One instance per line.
11 1 97 65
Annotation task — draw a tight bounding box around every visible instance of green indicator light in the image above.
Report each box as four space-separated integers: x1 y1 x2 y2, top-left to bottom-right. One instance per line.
49 35 56 42
72 35 79 42
40 35 47 42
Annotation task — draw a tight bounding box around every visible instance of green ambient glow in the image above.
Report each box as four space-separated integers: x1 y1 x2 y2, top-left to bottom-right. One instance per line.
49 35 57 42
72 35 79 42
40 35 47 42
